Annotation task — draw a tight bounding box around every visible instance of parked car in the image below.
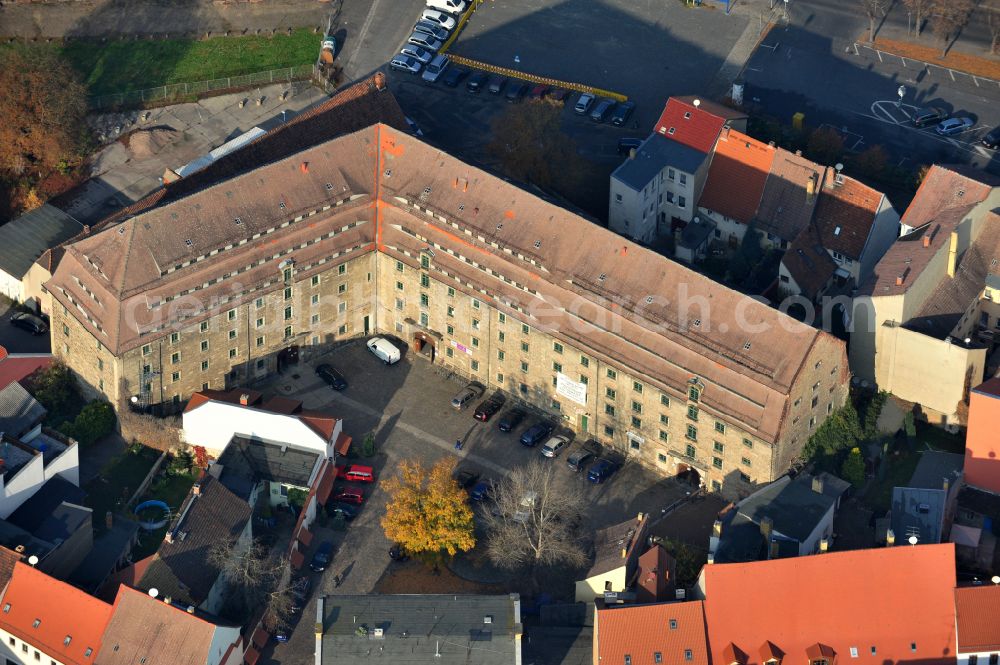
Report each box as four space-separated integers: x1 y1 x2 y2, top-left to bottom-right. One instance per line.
420 8 457 29
422 53 450 83
566 449 596 472
983 126 1000 149
413 20 450 42
520 421 554 447
549 88 570 104
912 106 948 127
610 100 636 126
315 364 347 390
574 92 595 114
343 465 375 483
466 71 488 92
390 55 422 74
309 541 334 572
474 391 506 421
455 469 480 490
408 30 443 51
497 407 526 432
367 336 401 364
617 137 643 155
328 503 358 521
442 67 467 87
451 382 485 410
540 434 570 458
290 576 311 614
505 81 527 102
426 0 467 14
529 84 550 100
9 312 48 335
936 116 974 136
587 458 619 484
487 74 507 94
590 99 615 122
389 544 410 562
333 488 364 505
470 480 493 501
399 45 433 64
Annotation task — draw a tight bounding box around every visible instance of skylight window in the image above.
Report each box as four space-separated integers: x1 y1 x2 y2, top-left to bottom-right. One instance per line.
684 112 691 119
64 636 72 646
2 604 9 613
743 341 752 350
85 648 93 657
684 650 693 661
669 619 678 630
834 226 842 236
32 619 40 628
668 127 676 135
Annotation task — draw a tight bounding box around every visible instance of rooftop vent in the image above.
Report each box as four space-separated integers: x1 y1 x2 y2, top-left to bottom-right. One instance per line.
234 217 243 225
646 296 654 304
684 112 691 119
693 319 701 327
483 616 493 624
743 341 752 350
496 223 503 231
278 202 286 210
668 127 676 135
458 204 465 212
598 273 606 282
118 226 125 234
534 240 541 249
384 169 392 177
184 239 193 247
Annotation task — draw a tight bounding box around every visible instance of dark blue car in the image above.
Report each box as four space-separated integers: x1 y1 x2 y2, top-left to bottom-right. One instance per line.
520 422 554 447
587 458 619 484
470 480 492 501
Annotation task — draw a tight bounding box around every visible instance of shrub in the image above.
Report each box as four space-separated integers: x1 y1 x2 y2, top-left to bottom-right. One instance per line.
59 400 116 446
362 432 376 457
841 446 866 488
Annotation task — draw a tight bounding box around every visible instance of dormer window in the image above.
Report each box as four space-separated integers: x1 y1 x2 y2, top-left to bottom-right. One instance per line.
669 619 678 630
64 636 72 646
684 112 692 119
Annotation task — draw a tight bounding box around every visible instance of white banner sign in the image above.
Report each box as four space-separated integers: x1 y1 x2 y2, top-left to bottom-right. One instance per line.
556 372 588 406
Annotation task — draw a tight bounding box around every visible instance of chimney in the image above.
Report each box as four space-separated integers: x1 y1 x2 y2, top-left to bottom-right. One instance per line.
239 393 251 406
192 482 201 496
795 149 802 156
819 538 829 552
373 72 386 91
947 231 958 278
707 552 715 564
300 162 309 174
886 529 896 546
208 462 223 479
637 512 645 523
165 531 174 544
760 516 774 539
895 275 904 287
712 519 722 538
811 475 825 495
621 547 627 559
943 478 950 492
806 172 818 199
922 235 931 248
629 148 637 159
769 540 780 559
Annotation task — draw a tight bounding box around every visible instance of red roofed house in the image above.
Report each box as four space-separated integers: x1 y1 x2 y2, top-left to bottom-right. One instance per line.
594 600 709 665
610 97 747 244
0 349 51 392
0 562 113 665
697 543 958 665
955 584 1000 665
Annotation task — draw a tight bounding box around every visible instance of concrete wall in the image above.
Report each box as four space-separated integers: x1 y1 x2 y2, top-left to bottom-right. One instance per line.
966 389 1000 494
181 400 336 458
22 263 54 314
609 158 703 245
574 565 626 603
858 197 901 285
796 502 835 555
209 626 244 665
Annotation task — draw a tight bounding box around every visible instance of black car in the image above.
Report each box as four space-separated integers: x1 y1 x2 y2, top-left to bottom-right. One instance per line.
466 71 488 93
328 502 358 521
9 312 48 335
505 81 527 102
983 126 1000 149
520 421 554 447
487 74 507 94
610 100 635 127
455 469 480 490
589 99 615 123
587 458 619 484
617 137 643 155
912 106 948 128
309 541 334 572
474 392 506 422
566 449 596 472
443 67 467 87
389 544 410 562
290 576 311 614
316 364 348 390
497 407 526 432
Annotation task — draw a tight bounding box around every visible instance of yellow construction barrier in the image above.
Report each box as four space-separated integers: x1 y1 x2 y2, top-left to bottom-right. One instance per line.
445 53 628 102
439 0 483 54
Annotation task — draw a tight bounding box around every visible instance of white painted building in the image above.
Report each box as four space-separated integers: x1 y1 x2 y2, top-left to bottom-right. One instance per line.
0 205 82 306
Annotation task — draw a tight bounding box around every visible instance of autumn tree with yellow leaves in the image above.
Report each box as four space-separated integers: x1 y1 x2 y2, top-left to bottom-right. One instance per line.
380 458 476 563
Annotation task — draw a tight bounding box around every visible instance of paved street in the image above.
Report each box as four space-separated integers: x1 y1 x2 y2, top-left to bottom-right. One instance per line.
0 298 51 355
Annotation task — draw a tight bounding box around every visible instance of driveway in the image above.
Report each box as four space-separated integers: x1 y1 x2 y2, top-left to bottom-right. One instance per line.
0 299 51 354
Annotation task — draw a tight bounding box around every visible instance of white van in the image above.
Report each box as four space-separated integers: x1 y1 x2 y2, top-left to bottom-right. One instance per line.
422 54 450 83
426 0 466 15
367 337 401 365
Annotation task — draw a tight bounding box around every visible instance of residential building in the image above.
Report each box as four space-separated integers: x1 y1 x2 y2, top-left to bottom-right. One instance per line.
47 103 850 499
3 476 92 579
955 584 1000 665
965 377 1000 494
609 97 747 243
851 166 1000 424
697 543 957 665
317 594 522 665
575 513 649 602
634 544 677 604
0 204 82 309
0 349 51 392
709 472 849 563
182 388 347 458
754 150 825 251
778 222 839 301
953 486 1000 572
890 450 964 546
593 601 709 665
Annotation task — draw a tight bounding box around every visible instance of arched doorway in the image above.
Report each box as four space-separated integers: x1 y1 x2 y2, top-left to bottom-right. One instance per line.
676 463 701 488
412 332 436 362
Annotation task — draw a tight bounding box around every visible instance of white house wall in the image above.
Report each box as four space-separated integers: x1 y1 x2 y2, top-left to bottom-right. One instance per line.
208 626 243 665
0 271 24 304
859 197 902 285
182 402 332 457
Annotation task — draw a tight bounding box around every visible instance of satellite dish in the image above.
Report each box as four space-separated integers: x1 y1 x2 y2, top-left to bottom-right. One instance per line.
130 396 139 404
992 575 1000 585
907 535 918 546
835 163 844 172
693 99 701 107
27 555 38 566
148 588 159 598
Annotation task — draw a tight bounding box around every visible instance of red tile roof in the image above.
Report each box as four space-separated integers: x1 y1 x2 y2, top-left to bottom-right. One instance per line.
0 563 113 665
813 171 885 260
335 432 352 457
956 585 1000 652
596 601 709 665
185 388 339 441
0 352 52 391
699 130 775 224
299 411 338 441
701 544 957 665
654 97 746 154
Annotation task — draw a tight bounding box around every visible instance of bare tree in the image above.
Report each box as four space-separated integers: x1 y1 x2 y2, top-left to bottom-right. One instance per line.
859 0 890 42
931 0 975 56
209 539 294 629
902 0 933 36
987 1 1000 54
480 460 588 571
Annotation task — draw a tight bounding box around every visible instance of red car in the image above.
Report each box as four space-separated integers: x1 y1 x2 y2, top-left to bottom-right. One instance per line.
334 488 365 505
343 465 375 483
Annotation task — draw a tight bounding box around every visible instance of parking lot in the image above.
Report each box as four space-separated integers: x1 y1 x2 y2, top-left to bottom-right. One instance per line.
0 298 51 355
259 338 691 664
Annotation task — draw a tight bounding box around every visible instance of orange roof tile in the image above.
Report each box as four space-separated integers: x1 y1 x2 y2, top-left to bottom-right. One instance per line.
0 563 113 665
813 171 884 260
702 544 957 665
298 412 338 441
699 130 775 224
654 97 746 154
596 601 709 665
956 585 1000 652
335 432 352 457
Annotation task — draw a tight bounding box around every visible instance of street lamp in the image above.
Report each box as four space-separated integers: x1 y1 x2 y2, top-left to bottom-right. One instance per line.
897 85 906 108
783 0 789 20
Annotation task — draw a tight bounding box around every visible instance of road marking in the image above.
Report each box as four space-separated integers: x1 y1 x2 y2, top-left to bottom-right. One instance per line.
342 0 384 76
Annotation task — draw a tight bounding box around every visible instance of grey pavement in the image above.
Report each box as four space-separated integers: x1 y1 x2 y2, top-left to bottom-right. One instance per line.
79 433 127 485
0 297 51 354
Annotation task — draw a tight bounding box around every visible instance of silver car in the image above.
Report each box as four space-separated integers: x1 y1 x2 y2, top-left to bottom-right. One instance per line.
420 8 457 30
399 45 433 64
451 382 485 410
413 20 450 42
540 435 570 458
408 31 443 51
390 55 422 74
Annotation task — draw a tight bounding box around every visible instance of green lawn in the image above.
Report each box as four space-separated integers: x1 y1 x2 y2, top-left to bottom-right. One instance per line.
84 446 161 531
4 30 318 96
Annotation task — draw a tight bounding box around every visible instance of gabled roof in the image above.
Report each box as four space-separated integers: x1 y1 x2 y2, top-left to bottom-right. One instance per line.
185 388 339 443
754 150 825 242
96 585 229 665
596 601 709 665
585 514 648 578
699 130 775 224
0 204 83 279
0 351 52 392
0 562 113 665
0 381 46 439
136 474 251 607
813 171 884 260
701 543 957 665
782 224 837 299
653 96 747 153
612 134 707 191
956 584 1000 652
0 545 20 589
